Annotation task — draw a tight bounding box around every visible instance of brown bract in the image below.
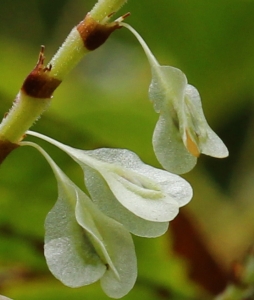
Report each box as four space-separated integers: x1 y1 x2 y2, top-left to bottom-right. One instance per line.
0 139 19 165
77 13 121 51
22 46 61 98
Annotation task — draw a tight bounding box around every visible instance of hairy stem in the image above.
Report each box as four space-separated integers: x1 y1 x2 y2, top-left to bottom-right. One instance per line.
0 0 127 164
90 0 127 23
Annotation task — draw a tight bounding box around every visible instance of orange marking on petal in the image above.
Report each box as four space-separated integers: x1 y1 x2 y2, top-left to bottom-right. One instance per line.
185 130 200 157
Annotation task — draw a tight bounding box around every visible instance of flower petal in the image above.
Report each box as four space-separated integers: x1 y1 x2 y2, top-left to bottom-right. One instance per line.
76 189 137 298
149 65 187 114
84 165 169 237
150 66 228 173
120 23 228 174
47 163 138 297
22 141 137 298
184 85 229 158
83 148 192 222
26 132 193 222
26 144 108 287
44 180 106 287
85 148 192 207
153 112 197 174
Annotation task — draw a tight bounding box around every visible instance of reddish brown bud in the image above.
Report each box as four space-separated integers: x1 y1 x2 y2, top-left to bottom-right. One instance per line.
77 14 121 51
22 46 61 98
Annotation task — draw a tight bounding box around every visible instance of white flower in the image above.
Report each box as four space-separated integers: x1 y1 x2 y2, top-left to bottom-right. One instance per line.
27 131 193 237
120 22 229 174
22 141 137 299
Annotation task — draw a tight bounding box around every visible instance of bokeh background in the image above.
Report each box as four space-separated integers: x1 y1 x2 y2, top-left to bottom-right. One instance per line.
1 0 254 299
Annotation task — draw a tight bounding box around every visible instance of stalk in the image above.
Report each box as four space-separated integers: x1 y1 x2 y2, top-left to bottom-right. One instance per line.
0 0 127 164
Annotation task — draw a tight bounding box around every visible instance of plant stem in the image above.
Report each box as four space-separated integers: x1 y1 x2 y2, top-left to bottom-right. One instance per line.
0 96 50 144
90 0 127 23
49 28 88 80
0 0 127 164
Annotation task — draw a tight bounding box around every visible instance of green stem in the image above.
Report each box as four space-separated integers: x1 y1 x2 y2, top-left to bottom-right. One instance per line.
90 0 127 23
0 93 50 143
49 28 88 80
0 0 127 160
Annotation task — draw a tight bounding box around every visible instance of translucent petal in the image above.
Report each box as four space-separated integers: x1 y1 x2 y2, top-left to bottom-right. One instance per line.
153 112 197 174
84 148 192 207
26 132 193 222
149 65 187 113
22 142 137 298
150 66 228 173
119 23 228 174
45 181 106 287
76 189 137 298
84 165 169 237
49 163 137 297
79 148 192 222
184 85 229 158
20 142 106 287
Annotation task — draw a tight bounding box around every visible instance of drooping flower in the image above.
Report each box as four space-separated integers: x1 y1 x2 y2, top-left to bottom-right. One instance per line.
21 141 137 299
120 22 229 174
26 131 193 237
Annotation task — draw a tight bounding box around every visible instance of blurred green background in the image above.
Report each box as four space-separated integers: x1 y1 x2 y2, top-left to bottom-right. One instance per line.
1 0 254 299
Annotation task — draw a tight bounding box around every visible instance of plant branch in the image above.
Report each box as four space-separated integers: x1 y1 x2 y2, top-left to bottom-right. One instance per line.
0 0 127 164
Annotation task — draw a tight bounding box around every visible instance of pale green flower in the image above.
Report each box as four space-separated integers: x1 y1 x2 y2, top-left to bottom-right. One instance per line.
22 141 137 299
22 130 192 298
27 131 193 237
121 22 229 174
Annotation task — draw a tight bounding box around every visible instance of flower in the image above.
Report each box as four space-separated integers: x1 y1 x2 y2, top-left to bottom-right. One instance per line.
23 132 192 297
22 141 137 299
24 127 192 298
26 131 193 238
120 22 229 174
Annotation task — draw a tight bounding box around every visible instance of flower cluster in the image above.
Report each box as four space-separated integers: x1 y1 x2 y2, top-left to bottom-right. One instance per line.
22 130 193 298
0 2 229 299
18 20 228 300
